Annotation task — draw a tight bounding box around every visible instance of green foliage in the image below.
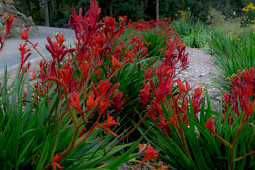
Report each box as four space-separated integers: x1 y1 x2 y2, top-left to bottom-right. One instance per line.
0 68 52 168
171 20 210 48
208 29 255 92
141 30 167 58
139 94 255 169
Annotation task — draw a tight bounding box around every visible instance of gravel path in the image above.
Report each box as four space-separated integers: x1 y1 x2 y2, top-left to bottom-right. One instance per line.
177 47 220 110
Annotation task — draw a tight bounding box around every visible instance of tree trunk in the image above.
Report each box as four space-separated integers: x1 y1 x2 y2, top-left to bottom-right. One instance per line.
25 0 31 16
36 1 41 25
44 0 50 26
156 0 159 19
140 0 144 15
109 3 113 18
51 0 57 15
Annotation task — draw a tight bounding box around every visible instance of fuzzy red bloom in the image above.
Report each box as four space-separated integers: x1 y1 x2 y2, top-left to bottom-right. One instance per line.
57 69 72 85
4 13 14 35
244 100 255 118
194 88 203 98
139 143 146 152
144 144 159 161
56 33 66 45
51 153 63 170
19 43 32 70
51 162 64 170
69 92 82 113
144 65 154 80
139 82 152 106
177 79 185 93
185 80 192 91
98 112 120 137
205 117 215 134
86 92 100 111
21 27 29 41
111 55 122 68
110 89 128 113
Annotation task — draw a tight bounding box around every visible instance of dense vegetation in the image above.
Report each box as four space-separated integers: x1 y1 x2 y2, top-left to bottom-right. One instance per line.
14 0 255 27
1 0 255 169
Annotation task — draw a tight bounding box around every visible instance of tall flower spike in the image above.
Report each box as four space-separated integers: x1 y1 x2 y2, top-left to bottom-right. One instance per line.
98 112 120 137
205 117 215 134
51 153 64 170
4 13 14 35
21 27 29 41
69 92 83 113
144 144 159 161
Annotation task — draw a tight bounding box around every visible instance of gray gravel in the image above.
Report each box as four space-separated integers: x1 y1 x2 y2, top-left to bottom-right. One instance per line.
176 47 221 110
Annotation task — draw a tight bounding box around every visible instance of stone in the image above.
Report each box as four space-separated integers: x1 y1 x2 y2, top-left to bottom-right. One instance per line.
3 0 14 5
0 1 39 38
8 26 21 37
0 3 4 15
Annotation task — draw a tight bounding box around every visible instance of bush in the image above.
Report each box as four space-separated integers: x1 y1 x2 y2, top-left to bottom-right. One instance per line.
0 0 187 169
139 68 255 169
171 20 210 48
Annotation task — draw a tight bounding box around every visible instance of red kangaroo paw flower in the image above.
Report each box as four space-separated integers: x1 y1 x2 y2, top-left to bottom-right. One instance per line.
4 13 14 35
244 100 255 118
139 82 152 106
205 117 215 134
21 27 29 41
98 112 120 137
144 143 159 161
57 69 72 85
185 80 192 91
56 33 66 45
110 89 128 113
144 65 154 80
69 92 82 113
177 79 185 93
194 87 203 98
86 92 100 111
51 153 64 170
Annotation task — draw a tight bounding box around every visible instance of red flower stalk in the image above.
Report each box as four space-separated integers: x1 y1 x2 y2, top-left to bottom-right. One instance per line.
111 55 122 68
86 92 100 111
92 80 120 114
45 36 75 63
177 79 185 93
205 117 215 134
21 27 29 41
139 82 152 106
19 43 32 69
55 33 66 45
190 88 204 115
110 89 128 113
4 13 15 35
51 153 64 170
143 143 159 160
0 13 14 52
79 127 86 137
244 100 255 119
69 92 83 113
134 144 159 170
98 112 120 137
144 65 154 80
